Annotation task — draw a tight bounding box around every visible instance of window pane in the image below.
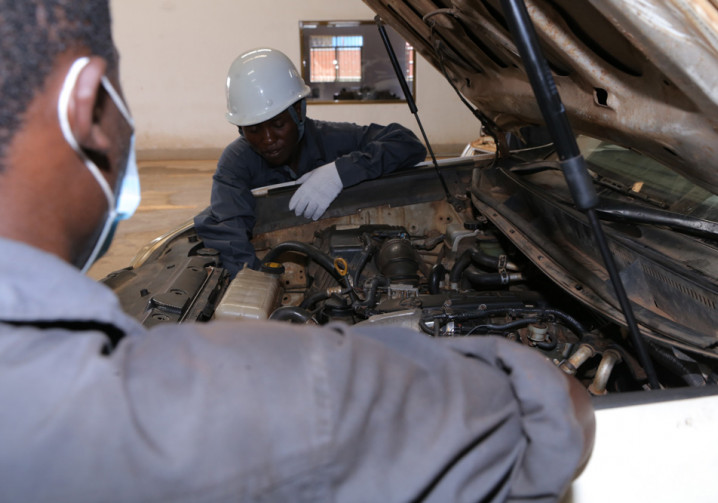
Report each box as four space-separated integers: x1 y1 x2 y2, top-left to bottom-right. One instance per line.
405 42 414 81
337 48 361 82
310 35 334 48
310 47 335 83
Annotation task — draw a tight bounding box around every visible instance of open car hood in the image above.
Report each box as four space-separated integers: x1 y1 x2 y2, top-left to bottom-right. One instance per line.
364 0 718 194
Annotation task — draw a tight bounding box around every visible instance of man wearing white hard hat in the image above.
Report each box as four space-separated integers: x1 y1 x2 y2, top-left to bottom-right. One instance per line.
194 48 427 277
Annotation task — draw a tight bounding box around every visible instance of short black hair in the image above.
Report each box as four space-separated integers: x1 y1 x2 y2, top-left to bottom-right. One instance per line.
0 0 116 166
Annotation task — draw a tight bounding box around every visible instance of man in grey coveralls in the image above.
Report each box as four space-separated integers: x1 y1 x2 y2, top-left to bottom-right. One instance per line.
0 1 594 502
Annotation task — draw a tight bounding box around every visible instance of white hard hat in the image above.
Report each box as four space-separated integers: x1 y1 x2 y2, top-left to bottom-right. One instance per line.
225 48 311 127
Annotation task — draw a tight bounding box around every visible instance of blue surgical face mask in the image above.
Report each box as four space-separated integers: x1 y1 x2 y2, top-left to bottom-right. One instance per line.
57 57 140 273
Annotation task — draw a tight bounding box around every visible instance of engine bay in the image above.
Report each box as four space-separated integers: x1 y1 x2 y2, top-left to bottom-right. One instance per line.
104 158 718 396
213 220 708 395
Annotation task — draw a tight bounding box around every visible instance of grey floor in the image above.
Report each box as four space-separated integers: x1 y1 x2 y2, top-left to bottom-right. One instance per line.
86 159 216 281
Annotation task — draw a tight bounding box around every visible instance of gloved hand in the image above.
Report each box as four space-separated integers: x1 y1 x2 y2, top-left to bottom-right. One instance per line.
288 162 343 220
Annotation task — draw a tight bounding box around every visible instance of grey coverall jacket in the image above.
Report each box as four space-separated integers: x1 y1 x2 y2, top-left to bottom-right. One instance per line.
0 237 584 502
194 118 427 276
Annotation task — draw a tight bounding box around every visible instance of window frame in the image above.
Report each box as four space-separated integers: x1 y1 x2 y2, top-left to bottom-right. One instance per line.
299 20 416 104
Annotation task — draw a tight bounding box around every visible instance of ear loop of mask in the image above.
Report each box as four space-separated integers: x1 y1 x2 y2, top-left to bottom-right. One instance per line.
57 57 115 210
57 57 136 273
102 76 140 220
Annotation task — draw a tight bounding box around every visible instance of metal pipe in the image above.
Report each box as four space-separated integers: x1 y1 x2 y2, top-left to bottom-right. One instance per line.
560 344 595 375
588 350 622 395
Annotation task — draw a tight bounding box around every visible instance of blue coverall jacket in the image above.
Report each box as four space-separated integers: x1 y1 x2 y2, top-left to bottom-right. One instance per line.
194 117 427 276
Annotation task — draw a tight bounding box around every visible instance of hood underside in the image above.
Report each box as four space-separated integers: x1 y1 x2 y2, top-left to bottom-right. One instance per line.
364 0 718 194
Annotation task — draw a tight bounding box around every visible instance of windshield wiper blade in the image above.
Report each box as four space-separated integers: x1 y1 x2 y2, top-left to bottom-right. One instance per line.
596 200 718 240
594 175 669 209
510 161 672 209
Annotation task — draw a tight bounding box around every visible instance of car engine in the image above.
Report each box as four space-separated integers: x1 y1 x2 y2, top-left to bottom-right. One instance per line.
105 158 717 395
212 223 707 395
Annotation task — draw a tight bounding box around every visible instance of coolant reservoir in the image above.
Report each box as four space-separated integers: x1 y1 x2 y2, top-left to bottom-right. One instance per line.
213 267 282 320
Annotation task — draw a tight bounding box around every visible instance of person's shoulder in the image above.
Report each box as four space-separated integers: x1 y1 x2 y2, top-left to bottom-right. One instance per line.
220 136 253 161
309 117 366 140
217 136 262 174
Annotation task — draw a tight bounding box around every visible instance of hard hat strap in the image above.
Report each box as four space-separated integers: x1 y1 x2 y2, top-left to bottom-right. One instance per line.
287 98 306 143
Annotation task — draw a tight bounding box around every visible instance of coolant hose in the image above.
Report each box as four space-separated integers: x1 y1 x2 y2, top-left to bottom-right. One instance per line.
464 266 524 288
269 306 314 324
300 291 331 310
449 249 474 287
429 264 446 294
355 276 390 309
450 247 519 288
262 241 349 288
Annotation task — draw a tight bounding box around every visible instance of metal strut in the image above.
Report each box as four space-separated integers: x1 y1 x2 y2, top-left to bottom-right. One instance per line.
499 0 659 389
375 16 462 210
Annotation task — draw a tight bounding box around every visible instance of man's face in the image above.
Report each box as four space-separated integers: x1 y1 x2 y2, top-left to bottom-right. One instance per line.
240 107 299 167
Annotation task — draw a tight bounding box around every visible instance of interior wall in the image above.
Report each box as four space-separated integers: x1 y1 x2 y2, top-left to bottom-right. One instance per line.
110 0 480 159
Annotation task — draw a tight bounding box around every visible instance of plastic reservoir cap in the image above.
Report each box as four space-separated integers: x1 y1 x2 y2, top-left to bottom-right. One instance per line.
261 261 285 275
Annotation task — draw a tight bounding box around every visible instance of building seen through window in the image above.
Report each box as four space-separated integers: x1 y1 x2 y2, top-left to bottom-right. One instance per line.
309 35 363 83
300 21 415 103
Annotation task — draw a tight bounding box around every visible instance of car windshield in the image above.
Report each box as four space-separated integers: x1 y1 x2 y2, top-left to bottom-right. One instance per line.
576 135 718 223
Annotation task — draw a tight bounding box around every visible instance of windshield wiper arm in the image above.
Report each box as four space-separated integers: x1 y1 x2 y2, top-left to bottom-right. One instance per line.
596 201 718 240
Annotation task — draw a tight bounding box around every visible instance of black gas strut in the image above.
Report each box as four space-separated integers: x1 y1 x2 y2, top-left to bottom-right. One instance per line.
375 16 461 209
499 0 659 388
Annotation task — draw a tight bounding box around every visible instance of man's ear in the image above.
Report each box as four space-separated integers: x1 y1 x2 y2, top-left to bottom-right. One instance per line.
67 56 111 153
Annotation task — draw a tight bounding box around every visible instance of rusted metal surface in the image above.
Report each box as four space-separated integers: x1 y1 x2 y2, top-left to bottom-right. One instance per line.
253 198 462 259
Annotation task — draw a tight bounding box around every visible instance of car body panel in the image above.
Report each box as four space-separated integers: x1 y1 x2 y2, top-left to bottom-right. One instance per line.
363 0 718 193
568 389 718 502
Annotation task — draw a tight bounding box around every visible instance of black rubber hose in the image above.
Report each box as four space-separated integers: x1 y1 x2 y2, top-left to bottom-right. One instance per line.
464 269 507 288
535 334 558 351
419 318 437 336
300 291 331 310
466 317 538 335
470 247 505 271
354 276 389 309
449 248 474 285
451 247 517 287
262 241 349 288
429 263 445 294
269 306 314 324
443 307 586 339
648 341 705 387
463 266 524 289
353 233 377 287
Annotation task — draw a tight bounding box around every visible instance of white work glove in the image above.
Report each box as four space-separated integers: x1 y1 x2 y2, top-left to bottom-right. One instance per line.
288 162 343 220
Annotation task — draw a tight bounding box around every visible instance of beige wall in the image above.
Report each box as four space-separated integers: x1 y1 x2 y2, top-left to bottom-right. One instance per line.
110 0 479 159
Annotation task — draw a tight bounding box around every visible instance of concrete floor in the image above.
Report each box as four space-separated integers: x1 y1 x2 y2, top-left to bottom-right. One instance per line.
86 159 216 281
